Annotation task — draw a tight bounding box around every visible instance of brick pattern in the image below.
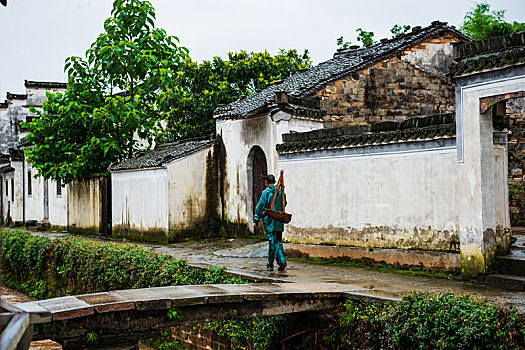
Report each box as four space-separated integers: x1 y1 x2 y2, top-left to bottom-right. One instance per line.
173 325 239 350
507 97 525 226
316 38 456 127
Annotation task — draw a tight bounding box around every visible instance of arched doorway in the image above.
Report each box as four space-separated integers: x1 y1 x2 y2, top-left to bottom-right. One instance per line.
248 146 268 216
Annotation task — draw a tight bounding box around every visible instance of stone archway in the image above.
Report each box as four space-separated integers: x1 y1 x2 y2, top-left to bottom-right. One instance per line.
247 146 268 217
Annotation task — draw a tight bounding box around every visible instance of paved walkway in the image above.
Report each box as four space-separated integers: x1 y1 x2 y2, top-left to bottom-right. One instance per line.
4 229 525 311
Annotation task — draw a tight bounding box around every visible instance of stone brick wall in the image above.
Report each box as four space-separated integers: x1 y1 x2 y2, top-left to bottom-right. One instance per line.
507 97 525 227
173 325 236 350
316 34 459 126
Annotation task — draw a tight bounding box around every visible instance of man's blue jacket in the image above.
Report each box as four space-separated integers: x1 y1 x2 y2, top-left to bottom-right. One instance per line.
254 184 285 233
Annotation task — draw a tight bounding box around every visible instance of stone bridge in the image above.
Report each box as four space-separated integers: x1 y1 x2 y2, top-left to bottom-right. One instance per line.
11 282 393 349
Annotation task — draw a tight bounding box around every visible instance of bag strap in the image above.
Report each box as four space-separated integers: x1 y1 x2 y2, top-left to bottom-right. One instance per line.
269 170 284 212
281 170 285 212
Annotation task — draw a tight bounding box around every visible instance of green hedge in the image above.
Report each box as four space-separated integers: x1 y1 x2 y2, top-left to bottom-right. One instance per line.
333 291 525 349
0 230 244 299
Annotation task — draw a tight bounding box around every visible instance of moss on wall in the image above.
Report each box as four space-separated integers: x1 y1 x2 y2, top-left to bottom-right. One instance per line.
285 224 459 251
112 224 169 244
69 226 100 236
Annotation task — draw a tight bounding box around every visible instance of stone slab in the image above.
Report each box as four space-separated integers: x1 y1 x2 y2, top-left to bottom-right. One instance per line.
344 291 400 303
183 285 243 304
14 302 52 324
248 283 313 299
147 286 208 307
36 296 94 321
113 289 170 311
283 282 366 298
76 292 136 313
210 284 279 301
485 274 525 291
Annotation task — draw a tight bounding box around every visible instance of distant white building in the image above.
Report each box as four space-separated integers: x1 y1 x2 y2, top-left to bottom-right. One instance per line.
0 81 107 232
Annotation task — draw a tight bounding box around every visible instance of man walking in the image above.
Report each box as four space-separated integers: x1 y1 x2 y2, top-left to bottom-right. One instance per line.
253 174 287 271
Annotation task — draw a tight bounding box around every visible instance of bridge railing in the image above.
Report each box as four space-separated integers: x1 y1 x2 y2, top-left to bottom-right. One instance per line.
0 300 35 350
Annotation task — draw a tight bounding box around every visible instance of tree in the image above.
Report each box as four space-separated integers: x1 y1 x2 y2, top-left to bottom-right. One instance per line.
162 49 312 141
390 24 411 38
336 24 409 51
461 2 525 40
356 28 376 46
336 36 354 51
24 0 188 183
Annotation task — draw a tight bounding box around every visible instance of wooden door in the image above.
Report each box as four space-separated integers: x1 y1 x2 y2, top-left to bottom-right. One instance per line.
252 147 267 215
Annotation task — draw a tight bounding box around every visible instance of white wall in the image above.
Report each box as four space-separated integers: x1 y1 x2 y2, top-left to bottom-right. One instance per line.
280 143 461 250
455 73 524 275
48 179 68 227
24 164 45 222
9 162 23 222
112 168 168 232
0 171 16 222
69 177 102 231
216 113 323 231
167 146 216 233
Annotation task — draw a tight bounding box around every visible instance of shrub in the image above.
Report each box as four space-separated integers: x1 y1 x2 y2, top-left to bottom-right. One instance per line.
334 291 525 349
0 230 244 298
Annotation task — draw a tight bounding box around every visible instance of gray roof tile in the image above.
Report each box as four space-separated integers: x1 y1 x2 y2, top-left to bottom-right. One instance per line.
109 139 216 171
215 22 469 119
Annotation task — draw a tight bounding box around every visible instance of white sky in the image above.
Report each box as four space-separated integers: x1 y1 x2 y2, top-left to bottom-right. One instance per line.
0 0 524 98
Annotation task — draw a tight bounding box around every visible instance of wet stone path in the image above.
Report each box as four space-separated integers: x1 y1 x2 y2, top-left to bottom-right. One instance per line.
4 229 525 319
22 230 525 312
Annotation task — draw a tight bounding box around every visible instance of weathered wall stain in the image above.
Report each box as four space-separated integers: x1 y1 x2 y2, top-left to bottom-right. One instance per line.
285 224 459 251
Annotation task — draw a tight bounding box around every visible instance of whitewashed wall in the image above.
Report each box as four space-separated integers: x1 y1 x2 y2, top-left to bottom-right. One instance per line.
1 171 16 222
24 164 45 222
167 146 216 234
454 72 524 276
112 168 168 232
9 162 23 222
280 142 461 250
216 113 323 231
48 180 68 227
69 177 102 231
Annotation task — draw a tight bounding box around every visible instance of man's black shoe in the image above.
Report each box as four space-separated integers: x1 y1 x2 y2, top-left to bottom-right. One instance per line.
278 263 287 271
266 264 274 271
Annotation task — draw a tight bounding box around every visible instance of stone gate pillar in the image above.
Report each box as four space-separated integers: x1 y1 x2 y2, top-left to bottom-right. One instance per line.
455 69 525 277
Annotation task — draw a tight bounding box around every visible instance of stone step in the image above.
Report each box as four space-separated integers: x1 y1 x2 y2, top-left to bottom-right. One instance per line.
480 274 525 291
495 255 525 276
26 222 48 231
512 226 525 235
510 234 525 249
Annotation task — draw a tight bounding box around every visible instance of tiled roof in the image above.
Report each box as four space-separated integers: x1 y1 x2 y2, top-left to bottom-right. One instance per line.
450 31 525 75
25 80 67 89
215 21 469 119
0 165 14 174
6 93 26 100
277 113 455 154
109 139 216 171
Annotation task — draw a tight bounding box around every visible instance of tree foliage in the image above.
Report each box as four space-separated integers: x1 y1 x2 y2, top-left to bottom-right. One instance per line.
336 24 410 51
24 0 311 181
24 0 188 183
356 28 376 46
390 24 412 38
161 49 312 141
460 2 525 40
